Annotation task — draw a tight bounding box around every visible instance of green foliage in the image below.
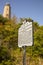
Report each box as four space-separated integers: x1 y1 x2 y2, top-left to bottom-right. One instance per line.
0 46 11 63
33 22 39 32
0 15 9 24
34 26 43 57
0 16 43 65
20 17 33 24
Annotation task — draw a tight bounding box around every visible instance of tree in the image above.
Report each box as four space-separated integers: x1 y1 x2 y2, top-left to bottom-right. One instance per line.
32 25 43 58
20 17 33 24
0 46 11 63
0 15 9 25
33 22 39 32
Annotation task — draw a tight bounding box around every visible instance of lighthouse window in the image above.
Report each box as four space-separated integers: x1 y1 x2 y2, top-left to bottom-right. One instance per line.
6 14 8 16
7 8 8 10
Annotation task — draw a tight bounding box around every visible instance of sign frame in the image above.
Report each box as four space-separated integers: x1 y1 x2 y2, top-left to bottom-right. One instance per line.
18 21 34 47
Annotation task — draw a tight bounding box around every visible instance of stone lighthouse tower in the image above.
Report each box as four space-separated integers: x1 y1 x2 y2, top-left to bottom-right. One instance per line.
3 3 11 19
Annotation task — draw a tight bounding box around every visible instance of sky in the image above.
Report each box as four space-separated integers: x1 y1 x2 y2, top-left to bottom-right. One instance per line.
0 0 43 25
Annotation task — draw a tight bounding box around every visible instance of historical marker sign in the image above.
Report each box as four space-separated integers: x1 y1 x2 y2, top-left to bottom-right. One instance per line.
18 21 33 47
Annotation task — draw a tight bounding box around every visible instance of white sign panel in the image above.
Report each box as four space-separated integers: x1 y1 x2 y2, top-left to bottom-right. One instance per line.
18 21 33 47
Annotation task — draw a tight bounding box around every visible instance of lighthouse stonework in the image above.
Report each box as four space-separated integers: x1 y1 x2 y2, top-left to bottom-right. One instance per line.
3 3 11 19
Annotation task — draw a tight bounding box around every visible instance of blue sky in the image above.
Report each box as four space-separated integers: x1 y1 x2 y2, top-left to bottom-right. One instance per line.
0 0 43 25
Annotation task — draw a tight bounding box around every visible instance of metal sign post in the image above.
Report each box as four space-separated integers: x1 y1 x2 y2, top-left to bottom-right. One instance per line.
23 46 26 65
18 21 33 65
